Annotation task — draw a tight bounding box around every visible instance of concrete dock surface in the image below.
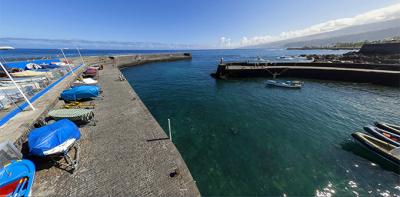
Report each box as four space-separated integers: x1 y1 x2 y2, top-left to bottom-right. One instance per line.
13 54 200 196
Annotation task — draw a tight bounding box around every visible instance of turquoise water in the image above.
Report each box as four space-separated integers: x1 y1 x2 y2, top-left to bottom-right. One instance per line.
121 49 400 196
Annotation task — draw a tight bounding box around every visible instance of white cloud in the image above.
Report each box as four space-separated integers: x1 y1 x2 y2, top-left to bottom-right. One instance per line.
219 37 232 48
220 3 400 48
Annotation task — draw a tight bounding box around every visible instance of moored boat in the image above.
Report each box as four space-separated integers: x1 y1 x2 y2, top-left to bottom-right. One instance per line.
364 126 400 146
352 132 400 165
266 80 302 88
375 122 400 135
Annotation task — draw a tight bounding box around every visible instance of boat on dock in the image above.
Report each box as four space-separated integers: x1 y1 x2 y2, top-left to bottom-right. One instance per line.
0 141 35 197
0 160 35 197
28 119 81 172
364 126 400 146
73 78 98 86
375 122 400 135
352 132 400 165
60 85 100 101
266 80 302 88
10 70 51 78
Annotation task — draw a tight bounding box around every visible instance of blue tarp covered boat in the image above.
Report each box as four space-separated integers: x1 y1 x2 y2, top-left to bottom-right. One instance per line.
60 85 99 101
0 160 35 197
28 119 81 156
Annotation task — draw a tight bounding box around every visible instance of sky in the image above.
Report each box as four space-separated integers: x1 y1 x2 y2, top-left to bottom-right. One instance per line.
1 0 400 48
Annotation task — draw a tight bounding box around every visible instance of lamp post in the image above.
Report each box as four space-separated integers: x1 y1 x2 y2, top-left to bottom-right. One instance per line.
59 48 75 76
0 46 36 110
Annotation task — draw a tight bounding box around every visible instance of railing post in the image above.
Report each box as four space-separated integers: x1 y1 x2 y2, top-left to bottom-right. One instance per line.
168 118 172 141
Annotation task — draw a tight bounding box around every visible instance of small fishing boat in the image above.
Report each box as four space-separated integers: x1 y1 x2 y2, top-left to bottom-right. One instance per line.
375 122 400 135
28 119 81 172
73 78 98 86
0 160 35 197
364 126 400 146
83 67 97 78
0 95 12 110
10 70 50 78
266 80 302 89
48 109 94 124
60 85 100 101
352 132 400 165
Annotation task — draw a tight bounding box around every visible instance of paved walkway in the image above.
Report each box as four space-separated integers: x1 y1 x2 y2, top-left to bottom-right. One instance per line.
32 55 200 196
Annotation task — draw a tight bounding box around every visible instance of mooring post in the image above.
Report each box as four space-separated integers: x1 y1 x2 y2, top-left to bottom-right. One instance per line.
168 118 172 141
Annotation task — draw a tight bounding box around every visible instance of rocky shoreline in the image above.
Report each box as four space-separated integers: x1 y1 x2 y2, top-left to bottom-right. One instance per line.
300 43 400 65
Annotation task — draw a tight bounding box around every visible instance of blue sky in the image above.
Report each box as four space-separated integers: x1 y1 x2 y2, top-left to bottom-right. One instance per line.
1 0 399 47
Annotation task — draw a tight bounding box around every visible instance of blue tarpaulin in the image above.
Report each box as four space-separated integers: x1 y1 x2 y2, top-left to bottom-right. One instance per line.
28 119 81 156
5 59 61 70
60 85 100 101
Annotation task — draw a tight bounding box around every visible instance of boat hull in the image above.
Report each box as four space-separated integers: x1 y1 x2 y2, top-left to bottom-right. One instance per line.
375 122 400 135
352 132 400 165
266 80 302 88
364 126 400 146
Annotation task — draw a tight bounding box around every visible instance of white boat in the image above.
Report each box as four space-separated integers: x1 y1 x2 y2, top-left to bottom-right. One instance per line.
73 78 98 86
0 77 49 89
266 80 303 88
11 70 51 77
0 95 13 109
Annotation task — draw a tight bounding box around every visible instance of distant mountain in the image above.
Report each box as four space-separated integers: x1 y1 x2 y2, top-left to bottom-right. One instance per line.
249 18 400 48
0 37 206 50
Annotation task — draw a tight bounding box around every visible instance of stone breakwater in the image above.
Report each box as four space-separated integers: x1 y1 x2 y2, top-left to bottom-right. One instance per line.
3 53 199 196
212 61 400 86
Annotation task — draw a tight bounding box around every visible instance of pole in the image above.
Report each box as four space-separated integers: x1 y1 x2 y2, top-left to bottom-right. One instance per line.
168 118 172 141
60 48 75 76
76 48 85 66
0 61 35 110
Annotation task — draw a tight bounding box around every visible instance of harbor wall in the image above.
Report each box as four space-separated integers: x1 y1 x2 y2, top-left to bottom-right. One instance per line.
113 53 192 68
214 62 400 86
219 62 400 71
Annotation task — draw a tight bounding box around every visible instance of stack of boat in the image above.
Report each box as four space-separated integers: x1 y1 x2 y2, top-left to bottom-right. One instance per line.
0 59 76 110
0 77 49 110
352 122 400 165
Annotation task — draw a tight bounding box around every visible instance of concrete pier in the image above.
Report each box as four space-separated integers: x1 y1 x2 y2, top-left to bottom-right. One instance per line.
1 53 199 196
213 62 400 86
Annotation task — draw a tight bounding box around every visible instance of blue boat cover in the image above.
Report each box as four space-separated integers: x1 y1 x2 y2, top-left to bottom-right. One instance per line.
60 85 99 101
5 59 61 70
0 160 35 196
28 119 81 156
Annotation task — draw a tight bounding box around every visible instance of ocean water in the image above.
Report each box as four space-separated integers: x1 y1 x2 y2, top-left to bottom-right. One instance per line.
121 49 400 196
